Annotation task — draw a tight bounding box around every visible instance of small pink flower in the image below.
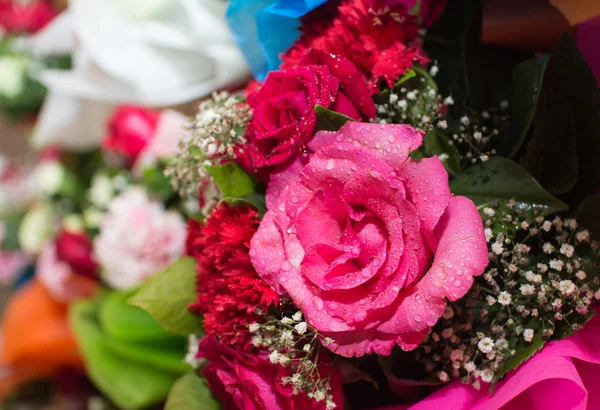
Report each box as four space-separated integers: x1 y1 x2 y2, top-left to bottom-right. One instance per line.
251 122 488 357
94 187 186 290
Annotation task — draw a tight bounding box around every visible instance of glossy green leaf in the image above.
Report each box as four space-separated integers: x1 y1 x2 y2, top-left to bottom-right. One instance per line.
70 299 180 410
165 373 219 410
450 156 568 215
205 161 260 199
576 194 600 240
492 331 545 387
100 290 183 343
314 105 354 132
142 165 175 201
129 257 203 336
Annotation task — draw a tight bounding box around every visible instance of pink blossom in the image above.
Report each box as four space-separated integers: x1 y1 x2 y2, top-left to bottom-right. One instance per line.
0 222 27 284
135 109 190 169
250 122 488 357
94 187 187 290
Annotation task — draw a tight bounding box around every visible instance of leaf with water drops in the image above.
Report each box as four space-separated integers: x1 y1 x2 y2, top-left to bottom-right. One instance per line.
314 105 354 132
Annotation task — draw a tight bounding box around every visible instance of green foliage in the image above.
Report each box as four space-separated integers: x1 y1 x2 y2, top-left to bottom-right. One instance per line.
70 291 189 410
0 213 22 250
314 105 354 132
576 194 600 240
422 130 461 175
129 257 203 336
491 329 545 386
450 156 568 215
142 165 175 202
165 373 219 410
205 161 261 198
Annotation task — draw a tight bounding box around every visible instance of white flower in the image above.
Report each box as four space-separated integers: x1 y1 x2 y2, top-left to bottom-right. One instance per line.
480 369 494 383
486 295 497 305
437 120 448 129
558 280 576 296
491 243 504 255
33 161 65 196
406 91 417 100
542 243 555 254
94 187 187 289
537 263 548 273
495 338 509 350
473 132 482 141
464 362 476 373
484 228 493 242
500 100 509 110
0 55 28 98
520 284 535 296
294 322 307 335
560 244 575 258
248 323 260 333
269 351 281 364
576 270 587 280
292 311 303 322
398 100 408 109
576 230 590 243
18 204 55 254
478 337 495 353
279 355 291 366
498 291 512 306
542 221 553 232
303 344 311 352
27 0 248 150
483 207 495 217
429 65 439 76
437 371 449 382
444 95 454 105
523 329 534 343
549 259 564 271
479 155 489 162
521 221 530 230
88 173 114 208
438 153 449 162
460 116 470 125
450 349 464 362
280 317 293 325
184 334 203 369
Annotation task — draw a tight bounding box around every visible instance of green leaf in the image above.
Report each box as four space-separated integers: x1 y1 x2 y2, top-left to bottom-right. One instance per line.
0 213 23 250
575 194 600 240
70 298 181 410
142 165 175 201
100 290 183 343
129 257 203 336
394 69 416 87
492 331 545 387
422 131 461 175
450 156 568 215
496 55 549 158
205 162 260 198
165 373 219 410
519 91 578 195
223 193 267 215
314 105 354 132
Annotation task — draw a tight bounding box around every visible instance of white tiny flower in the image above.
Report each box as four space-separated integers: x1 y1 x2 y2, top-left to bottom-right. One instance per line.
389 93 398 103
576 270 587 280
480 369 494 383
464 362 476 373
269 351 281 364
398 100 408 109
515 244 531 254
460 116 470 125
314 390 326 402
559 280 576 296
491 243 504 255
523 329 534 343
438 153 449 162
294 322 308 335
437 371 449 382
324 337 334 345
437 120 448 129
498 291 512 306
248 323 260 333
326 400 337 410
508 264 518 273
450 349 464 362
549 259 564 271
485 228 493 242
473 131 482 141
560 244 575 258
537 263 548 273
542 221 553 232
594 289 600 300
482 111 491 119
552 298 563 309
292 311 303 322
496 338 509 350
279 355 291 367
281 317 293 325
479 155 489 162
542 243 555 254
281 330 294 342
34 161 65 196
520 284 535 296
478 337 494 353
483 207 495 217
564 218 577 230
406 91 417 100
430 65 439 76
576 230 590 243
521 221 530 230
486 295 497 306
444 95 454 105
500 100 509 110
303 344 311 352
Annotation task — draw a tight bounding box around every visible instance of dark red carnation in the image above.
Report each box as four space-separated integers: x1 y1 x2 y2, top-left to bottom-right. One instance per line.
282 0 428 93
187 204 279 351
0 0 57 34
103 105 160 164
55 230 98 279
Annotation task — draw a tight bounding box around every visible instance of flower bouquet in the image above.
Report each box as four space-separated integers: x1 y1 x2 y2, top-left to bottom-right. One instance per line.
0 0 599 409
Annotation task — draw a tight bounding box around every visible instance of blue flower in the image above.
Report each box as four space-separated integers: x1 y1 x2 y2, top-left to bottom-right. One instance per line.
226 0 328 80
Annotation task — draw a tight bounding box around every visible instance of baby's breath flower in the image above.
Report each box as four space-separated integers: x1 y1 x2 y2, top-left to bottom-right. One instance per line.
497 291 512 306
478 337 494 353
523 329 534 343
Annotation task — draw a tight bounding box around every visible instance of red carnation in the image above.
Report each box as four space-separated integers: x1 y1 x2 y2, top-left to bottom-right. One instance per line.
103 105 160 164
282 0 428 93
187 204 279 351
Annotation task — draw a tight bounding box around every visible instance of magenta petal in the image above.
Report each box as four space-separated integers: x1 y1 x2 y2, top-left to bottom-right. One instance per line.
250 211 287 294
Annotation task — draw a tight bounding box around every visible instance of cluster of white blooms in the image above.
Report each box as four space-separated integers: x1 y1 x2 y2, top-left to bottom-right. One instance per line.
249 311 337 410
373 69 444 133
164 91 251 199
412 200 599 388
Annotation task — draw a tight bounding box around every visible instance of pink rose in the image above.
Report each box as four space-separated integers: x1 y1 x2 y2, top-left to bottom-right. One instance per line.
250 122 488 357
0 0 57 34
243 60 375 171
103 106 161 164
197 335 344 410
